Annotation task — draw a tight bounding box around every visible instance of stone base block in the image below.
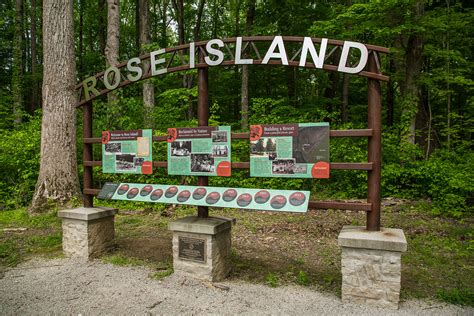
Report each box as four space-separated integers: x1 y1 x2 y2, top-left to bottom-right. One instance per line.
58 207 117 259
338 226 407 309
169 216 233 282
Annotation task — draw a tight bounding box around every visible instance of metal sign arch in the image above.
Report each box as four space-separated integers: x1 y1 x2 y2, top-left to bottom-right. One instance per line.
77 35 388 231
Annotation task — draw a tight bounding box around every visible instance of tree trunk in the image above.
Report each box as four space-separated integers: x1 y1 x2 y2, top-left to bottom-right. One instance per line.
193 0 205 42
30 0 81 213
400 0 424 146
30 0 39 114
171 0 184 45
341 74 349 122
186 0 205 119
287 67 296 106
98 0 107 55
324 48 341 117
159 0 169 48
139 0 155 128
105 0 120 119
78 0 84 76
386 59 395 127
12 0 24 127
240 0 255 130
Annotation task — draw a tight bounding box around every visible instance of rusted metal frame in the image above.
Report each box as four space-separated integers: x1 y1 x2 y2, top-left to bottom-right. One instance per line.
84 160 373 171
84 188 101 196
366 51 382 231
308 201 372 211
83 101 94 207
290 47 303 62
224 43 235 60
74 36 389 90
166 50 177 68
324 46 340 62
75 41 389 107
197 50 209 218
83 129 373 144
75 60 387 107
231 162 372 170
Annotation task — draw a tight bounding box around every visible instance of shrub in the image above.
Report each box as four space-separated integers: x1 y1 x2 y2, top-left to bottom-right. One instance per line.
0 114 41 210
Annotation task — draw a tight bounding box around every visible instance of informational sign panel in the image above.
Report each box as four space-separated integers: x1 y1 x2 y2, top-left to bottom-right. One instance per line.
250 123 330 178
167 126 231 177
97 182 310 213
101 129 153 174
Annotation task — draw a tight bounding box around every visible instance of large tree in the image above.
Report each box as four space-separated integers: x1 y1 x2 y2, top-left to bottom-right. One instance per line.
105 0 120 109
139 0 155 128
30 0 81 212
240 0 255 130
12 0 23 128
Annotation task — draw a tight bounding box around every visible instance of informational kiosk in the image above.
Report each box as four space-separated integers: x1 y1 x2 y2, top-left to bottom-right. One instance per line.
65 36 406 308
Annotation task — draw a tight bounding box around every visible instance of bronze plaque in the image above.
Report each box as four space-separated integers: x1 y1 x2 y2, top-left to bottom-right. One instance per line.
178 237 206 263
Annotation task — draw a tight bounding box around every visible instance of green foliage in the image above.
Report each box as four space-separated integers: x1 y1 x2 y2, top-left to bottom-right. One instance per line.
383 150 473 217
102 254 148 267
0 208 60 229
436 289 474 306
0 114 41 210
265 272 279 287
296 270 310 286
150 266 174 280
0 239 21 266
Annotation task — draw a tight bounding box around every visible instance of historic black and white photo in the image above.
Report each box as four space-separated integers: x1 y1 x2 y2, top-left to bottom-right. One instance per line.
191 154 215 172
171 141 192 156
211 131 228 143
104 142 121 154
115 154 136 171
272 159 296 174
250 137 277 157
212 145 228 157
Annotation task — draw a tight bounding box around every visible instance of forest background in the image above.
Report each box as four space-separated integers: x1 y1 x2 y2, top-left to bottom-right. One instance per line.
0 0 472 218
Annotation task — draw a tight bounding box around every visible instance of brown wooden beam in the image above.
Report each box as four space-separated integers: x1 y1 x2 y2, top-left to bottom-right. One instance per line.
308 201 372 211
82 101 93 207
366 52 382 231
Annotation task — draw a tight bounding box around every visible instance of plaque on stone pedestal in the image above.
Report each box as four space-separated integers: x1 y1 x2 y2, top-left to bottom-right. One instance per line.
178 236 206 263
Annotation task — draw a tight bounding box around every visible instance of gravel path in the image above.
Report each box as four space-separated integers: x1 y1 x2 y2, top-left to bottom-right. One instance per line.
0 258 472 315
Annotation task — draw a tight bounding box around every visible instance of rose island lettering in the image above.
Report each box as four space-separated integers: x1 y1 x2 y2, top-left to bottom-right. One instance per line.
81 36 369 101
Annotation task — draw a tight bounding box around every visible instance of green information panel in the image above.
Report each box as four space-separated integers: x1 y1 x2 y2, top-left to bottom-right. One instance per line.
97 182 310 213
101 129 153 174
167 126 231 177
250 123 330 178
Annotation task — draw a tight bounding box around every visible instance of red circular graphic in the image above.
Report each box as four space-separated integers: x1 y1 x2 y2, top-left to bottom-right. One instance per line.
249 125 263 141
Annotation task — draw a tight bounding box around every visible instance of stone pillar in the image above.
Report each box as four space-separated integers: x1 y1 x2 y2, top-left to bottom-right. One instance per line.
338 226 407 309
58 207 117 259
169 216 233 282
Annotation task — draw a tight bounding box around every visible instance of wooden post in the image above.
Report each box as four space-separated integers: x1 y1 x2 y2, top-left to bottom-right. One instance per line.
83 101 93 207
367 52 382 231
197 49 209 218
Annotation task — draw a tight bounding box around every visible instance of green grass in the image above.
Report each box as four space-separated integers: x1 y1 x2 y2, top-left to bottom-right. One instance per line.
0 201 472 306
0 208 62 267
265 272 279 287
150 267 174 280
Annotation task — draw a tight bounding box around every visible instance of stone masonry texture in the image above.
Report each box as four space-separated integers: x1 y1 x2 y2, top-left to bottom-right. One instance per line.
341 247 402 309
61 216 115 258
172 228 232 282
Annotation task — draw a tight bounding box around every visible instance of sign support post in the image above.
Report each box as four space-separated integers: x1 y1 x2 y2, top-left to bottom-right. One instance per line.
197 50 209 218
83 100 94 207
367 52 382 231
